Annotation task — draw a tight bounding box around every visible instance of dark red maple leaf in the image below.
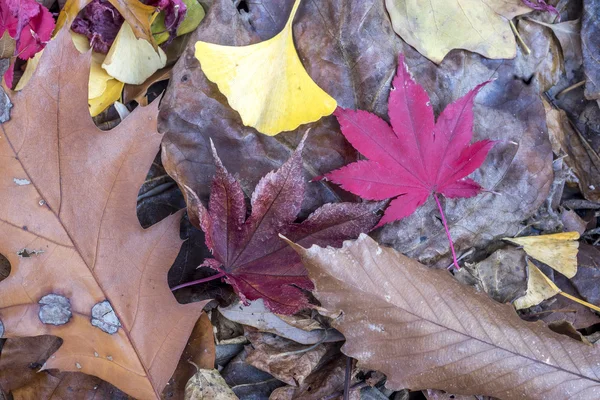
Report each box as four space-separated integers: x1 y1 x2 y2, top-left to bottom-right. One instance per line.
179 135 382 314
324 54 495 269
0 0 55 86
521 0 560 18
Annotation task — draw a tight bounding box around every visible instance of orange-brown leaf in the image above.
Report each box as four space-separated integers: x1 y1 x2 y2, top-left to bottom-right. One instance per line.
0 30 204 399
289 234 600 399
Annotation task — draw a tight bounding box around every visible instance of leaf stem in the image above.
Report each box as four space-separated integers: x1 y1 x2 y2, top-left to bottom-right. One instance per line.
171 271 226 291
509 19 531 55
433 193 460 271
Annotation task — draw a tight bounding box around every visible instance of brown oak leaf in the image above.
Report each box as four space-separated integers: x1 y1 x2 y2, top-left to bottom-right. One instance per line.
0 30 205 399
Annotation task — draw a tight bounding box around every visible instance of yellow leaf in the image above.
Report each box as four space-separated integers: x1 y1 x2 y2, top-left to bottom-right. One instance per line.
514 261 600 313
513 261 560 310
18 33 123 116
385 0 532 64
89 78 125 117
504 232 580 278
103 21 167 85
194 0 337 136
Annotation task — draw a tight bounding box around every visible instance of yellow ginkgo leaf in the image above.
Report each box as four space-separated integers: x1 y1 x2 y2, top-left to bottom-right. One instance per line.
504 232 580 278
89 78 125 117
194 0 337 136
514 260 600 313
513 261 560 310
103 21 167 85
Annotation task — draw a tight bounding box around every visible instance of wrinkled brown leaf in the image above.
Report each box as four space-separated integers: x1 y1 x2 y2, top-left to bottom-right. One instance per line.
0 30 205 398
268 355 349 400
545 101 600 201
245 328 328 387
289 234 600 398
185 369 238 400
582 0 600 99
455 248 528 304
221 347 285 398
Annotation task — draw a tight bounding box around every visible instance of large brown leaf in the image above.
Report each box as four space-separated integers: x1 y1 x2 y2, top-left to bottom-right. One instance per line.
0 30 205 399
289 234 600 398
161 0 552 268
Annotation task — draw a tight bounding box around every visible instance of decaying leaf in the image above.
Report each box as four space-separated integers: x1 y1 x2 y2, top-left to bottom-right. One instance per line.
71 0 125 53
455 248 528 304
385 0 532 63
107 0 157 47
184 136 381 314
504 232 580 278
102 21 167 85
245 329 328 387
582 0 600 99
545 95 600 202
528 18 582 79
219 300 327 345
513 261 561 309
184 369 238 400
194 0 336 135
0 30 206 398
287 234 600 398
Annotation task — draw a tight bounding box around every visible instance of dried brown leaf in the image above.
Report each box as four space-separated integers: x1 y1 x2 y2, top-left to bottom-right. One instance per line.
582 0 600 99
0 30 205 398
289 234 600 399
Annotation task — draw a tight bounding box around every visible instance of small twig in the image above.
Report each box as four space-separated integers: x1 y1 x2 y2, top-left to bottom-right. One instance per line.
343 356 352 400
433 193 460 270
556 80 586 99
171 271 226 291
509 20 531 55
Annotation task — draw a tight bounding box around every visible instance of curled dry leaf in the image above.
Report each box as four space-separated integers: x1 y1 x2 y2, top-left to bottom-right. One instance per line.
0 30 206 398
219 299 327 345
513 261 561 309
287 234 600 398
455 248 528 304
504 232 580 278
194 0 336 135
244 329 328 387
185 369 238 400
385 0 532 63
545 101 600 202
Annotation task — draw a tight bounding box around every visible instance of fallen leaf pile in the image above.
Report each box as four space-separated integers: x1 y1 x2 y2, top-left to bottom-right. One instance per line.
2 0 600 399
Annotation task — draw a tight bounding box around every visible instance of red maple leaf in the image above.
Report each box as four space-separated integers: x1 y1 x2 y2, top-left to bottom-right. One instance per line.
179 135 382 314
0 0 55 86
324 54 495 269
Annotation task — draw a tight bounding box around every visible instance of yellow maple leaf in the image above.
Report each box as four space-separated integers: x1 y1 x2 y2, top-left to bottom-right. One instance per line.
194 0 337 136
385 0 532 63
504 232 579 278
